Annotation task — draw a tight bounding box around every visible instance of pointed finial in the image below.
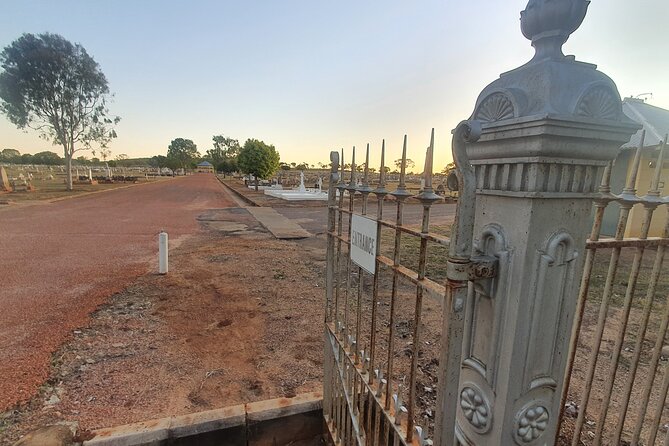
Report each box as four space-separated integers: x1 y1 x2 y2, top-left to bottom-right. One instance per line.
358 143 373 193
650 135 667 194
415 426 433 446
375 369 386 397
392 393 407 425
347 147 357 190
399 135 407 187
416 129 441 204
373 139 388 195
337 148 346 188
363 144 370 186
424 128 435 190
392 135 412 198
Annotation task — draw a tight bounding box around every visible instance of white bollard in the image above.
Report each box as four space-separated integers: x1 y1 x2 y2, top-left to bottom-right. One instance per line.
159 231 168 274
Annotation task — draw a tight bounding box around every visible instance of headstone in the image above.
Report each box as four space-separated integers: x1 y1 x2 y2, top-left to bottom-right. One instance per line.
0 166 11 192
298 171 307 192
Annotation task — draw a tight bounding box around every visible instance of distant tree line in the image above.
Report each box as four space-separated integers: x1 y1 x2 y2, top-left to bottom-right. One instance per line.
0 148 63 165
153 135 280 187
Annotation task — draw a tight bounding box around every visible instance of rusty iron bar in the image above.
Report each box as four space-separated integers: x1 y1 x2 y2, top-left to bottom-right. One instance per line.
344 146 357 352
369 139 388 389
327 151 340 324
406 129 442 442
610 136 667 445
557 161 615 439
570 135 645 446
327 324 413 445
335 149 347 338
338 209 451 246
593 153 663 445
585 237 669 249
646 354 669 445
386 135 413 412
324 152 340 436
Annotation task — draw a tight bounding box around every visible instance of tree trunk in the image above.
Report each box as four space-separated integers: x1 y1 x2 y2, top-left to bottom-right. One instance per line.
254 177 259 191
65 153 73 191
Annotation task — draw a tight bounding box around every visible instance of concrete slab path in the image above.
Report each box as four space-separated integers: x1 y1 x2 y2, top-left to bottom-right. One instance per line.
246 207 311 239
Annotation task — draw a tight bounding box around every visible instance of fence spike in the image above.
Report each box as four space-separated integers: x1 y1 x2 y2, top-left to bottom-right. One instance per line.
375 369 385 397
392 393 406 425
415 426 433 446
337 148 346 188
650 135 667 193
425 128 435 191
416 129 441 204
622 130 645 195
363 144 370 188
373 139 388 195
392 135 412 198
348 146 357 190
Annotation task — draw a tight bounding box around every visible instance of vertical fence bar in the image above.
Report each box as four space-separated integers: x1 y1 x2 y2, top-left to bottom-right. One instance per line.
345 147 357 350
611 137 667 445
386 135 413 410
369 140 387 390
647 359 669 445
336 149 346 334
327 151 340 324
407 129 441 442
571 135 646 446
557 161 614 440
593 137 662 445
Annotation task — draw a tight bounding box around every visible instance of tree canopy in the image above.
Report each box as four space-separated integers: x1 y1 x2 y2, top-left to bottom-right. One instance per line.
237 139 280 190
0 33 119 190
0 148 20 163
206 135 240 173
167 138 199 170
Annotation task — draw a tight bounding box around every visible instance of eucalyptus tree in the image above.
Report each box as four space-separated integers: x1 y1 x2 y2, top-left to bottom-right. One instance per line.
0 33 119 190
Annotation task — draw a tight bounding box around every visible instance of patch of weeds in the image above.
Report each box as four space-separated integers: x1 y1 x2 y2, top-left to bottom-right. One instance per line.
273 271 286 280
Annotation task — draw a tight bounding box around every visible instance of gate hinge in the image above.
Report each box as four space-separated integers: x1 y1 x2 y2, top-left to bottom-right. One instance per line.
447 255 497 282
469 255 497 280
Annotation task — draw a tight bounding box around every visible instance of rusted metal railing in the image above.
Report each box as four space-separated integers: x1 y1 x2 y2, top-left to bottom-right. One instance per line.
323 131 451 446
560 134 669 445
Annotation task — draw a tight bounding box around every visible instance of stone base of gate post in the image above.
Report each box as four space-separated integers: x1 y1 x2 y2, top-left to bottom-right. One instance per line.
449 2 640 445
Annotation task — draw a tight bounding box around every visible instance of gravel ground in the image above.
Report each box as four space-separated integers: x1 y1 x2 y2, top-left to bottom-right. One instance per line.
0 174 235 412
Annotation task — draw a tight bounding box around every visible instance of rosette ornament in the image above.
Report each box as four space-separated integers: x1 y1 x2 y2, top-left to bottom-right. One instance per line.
520 0 590 62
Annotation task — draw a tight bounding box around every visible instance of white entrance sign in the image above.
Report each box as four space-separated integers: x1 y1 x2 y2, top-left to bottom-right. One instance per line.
350 214 378 274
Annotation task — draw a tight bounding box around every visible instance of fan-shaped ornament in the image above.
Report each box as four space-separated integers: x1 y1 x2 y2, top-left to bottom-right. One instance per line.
576 86 620 120
475 93 515 123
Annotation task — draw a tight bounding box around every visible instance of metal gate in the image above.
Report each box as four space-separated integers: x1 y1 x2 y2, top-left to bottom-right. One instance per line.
322 123 492 446
559 133 669 445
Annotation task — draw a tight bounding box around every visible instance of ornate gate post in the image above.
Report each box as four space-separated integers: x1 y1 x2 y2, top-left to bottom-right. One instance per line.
451 1 639 445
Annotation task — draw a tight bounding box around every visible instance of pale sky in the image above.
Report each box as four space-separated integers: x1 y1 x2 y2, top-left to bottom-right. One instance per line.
1 1 668 171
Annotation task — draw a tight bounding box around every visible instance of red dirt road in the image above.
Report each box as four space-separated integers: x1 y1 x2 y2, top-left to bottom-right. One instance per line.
0 175 235 411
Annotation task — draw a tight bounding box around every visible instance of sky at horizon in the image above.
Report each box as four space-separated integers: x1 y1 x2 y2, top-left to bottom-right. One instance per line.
1 1 668 171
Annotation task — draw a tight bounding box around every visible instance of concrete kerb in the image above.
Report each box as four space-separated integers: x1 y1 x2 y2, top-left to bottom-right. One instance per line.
216 178 258 207
82 392 323 446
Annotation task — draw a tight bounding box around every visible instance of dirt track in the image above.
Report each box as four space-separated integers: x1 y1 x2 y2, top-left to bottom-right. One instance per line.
0 175 235 411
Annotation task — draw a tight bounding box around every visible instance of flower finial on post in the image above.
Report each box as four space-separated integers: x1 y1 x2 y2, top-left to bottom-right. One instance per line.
520 0 590 62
